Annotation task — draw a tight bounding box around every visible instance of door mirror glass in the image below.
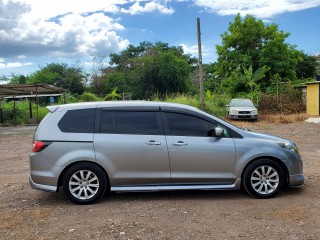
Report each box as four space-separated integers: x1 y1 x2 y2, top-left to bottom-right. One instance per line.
214 127 224 137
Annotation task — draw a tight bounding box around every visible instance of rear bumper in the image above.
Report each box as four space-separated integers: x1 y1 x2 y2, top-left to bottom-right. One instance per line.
29 175 57 192
289 174 304 187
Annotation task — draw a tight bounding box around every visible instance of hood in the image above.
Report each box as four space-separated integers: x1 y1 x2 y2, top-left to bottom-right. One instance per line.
229 107 256 111
247 130 291 143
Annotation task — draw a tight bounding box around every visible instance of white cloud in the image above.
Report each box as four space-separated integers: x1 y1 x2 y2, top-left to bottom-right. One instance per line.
16 0 124 21
193 0 320 18
0 1 130 59
17 55 27 59
0 61 33 69
120 1 174 14
181 43 210 56
0 0 176 60
181 44 199 55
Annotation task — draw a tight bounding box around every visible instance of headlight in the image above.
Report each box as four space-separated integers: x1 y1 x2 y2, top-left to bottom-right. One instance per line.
252 109 257 114
230 109 237 114
276 141 300 155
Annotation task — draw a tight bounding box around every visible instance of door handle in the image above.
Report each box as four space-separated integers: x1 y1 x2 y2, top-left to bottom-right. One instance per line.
146 140 161 145
172 141 187 146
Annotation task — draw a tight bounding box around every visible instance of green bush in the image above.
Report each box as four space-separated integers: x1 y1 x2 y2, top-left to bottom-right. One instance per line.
81 92 102 102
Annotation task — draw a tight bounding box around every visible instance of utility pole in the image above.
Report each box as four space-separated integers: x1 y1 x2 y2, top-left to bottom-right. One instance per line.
197 18 205 110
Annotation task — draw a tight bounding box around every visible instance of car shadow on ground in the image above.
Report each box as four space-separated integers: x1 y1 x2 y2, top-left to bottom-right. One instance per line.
36 186 305 206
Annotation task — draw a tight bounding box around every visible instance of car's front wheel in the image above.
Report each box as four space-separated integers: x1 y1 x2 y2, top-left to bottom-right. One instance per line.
62 163 107 204
242 159 285 198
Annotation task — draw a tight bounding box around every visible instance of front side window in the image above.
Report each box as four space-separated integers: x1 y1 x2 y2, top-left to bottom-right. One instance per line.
101 111 160 135
164 112 217 137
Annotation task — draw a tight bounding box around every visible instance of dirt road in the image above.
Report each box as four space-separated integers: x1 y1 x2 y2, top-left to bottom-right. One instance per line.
0 122 319 239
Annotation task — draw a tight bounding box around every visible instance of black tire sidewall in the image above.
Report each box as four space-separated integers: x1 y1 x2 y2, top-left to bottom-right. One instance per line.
243 159 285 198
62 163 107 204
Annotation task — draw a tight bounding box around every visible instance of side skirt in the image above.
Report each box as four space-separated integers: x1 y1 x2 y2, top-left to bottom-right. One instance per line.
111 178 241 192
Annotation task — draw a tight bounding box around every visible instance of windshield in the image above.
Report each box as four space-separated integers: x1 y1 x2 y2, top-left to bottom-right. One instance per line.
230 99 254 107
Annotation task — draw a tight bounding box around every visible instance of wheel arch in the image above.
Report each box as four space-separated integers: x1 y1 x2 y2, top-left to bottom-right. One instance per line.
240 156 289 188
57 161 110 190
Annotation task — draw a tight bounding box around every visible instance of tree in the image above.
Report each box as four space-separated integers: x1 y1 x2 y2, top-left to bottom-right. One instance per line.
110 41 197 71
140 52 190 98
103 72 126 96
238 65 269 101
296 52 317 79
106 42 194 99
316 54 320 75
28 63 86 94
8 74 28 84
215 14 302 90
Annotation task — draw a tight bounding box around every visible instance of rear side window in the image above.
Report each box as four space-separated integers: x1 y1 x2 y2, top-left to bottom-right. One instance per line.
101 111 160 135
58 109 95 133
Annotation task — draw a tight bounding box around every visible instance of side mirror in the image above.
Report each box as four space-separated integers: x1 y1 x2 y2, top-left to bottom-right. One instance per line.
225 105 229 107
215 127 224 137
208 127 224 137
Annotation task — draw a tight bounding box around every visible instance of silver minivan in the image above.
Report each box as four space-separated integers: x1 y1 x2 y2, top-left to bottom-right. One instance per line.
29 101 304 204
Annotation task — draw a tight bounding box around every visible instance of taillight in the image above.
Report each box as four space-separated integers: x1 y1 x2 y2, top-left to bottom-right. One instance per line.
33 141 50 153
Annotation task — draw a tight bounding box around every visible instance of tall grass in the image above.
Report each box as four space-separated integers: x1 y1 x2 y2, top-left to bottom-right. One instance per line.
1 100 48 125
153 93 229 117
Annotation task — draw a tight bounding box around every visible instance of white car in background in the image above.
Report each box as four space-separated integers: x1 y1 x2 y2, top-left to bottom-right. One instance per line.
226 99 258 121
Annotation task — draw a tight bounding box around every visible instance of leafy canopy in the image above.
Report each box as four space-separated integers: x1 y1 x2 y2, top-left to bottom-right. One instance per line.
105 42 194 99
213 14 317 98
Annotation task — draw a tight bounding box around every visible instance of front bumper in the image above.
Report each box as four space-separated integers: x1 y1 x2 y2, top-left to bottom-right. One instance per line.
228 114 258 120
288 174 305 187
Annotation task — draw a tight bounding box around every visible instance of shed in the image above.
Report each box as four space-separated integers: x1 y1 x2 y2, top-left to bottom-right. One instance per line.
306 81 320 116
0 84 66 124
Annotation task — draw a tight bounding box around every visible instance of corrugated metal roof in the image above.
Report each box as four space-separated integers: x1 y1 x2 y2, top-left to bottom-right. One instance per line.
0 84 66 96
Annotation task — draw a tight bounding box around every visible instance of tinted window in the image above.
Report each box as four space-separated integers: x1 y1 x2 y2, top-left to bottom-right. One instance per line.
101 110 114 133
164 112 216 137
100 111 159 135
58 109 95 133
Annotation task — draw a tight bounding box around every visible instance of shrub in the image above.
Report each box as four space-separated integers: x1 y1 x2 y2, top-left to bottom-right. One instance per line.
81 92 101 102
0 100 48 125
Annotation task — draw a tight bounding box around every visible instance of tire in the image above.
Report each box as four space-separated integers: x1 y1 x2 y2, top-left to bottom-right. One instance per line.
62 163 107 204
242 159 285 198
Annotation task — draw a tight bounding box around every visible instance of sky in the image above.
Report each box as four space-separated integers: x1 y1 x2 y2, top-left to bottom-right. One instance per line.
0 0 320 78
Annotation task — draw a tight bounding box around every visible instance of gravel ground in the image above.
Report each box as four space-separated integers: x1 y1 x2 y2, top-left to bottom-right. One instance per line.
0 122 319 240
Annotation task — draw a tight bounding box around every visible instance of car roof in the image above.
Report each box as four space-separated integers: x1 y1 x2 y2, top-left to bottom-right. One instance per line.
49 101 201 112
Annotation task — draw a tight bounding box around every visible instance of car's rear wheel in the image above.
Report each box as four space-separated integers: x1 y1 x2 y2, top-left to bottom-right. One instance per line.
62 163 107 204
243 159 285 198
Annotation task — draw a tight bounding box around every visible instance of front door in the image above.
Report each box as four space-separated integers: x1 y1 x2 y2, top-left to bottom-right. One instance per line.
162 112 236 184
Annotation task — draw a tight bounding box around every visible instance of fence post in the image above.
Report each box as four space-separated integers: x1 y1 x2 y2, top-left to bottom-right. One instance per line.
14 99 17 125
0 107 3 124
29 101 33 118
